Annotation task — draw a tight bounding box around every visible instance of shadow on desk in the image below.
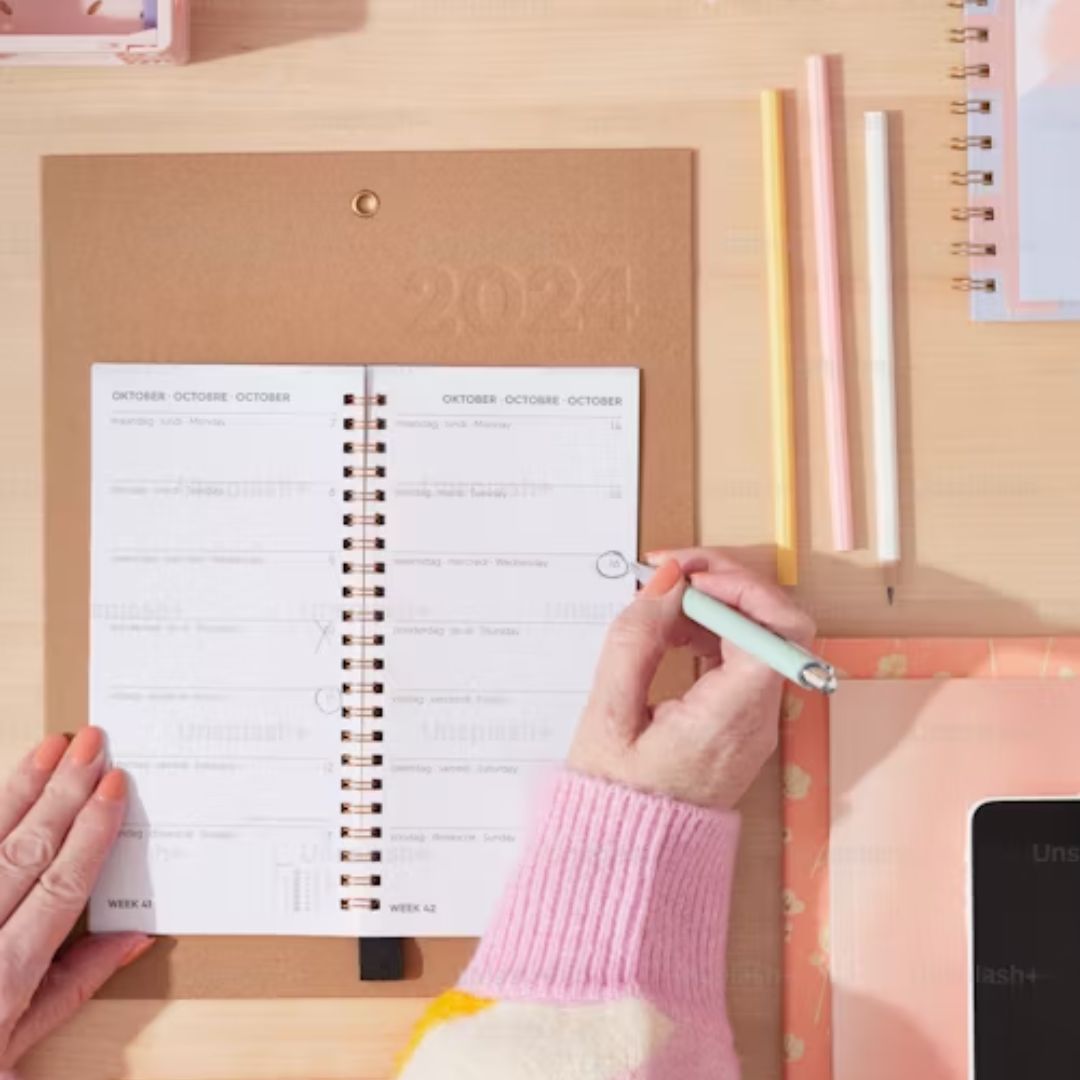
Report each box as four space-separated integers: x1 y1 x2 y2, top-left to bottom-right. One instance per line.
17 941 174 1080
191 0 367 63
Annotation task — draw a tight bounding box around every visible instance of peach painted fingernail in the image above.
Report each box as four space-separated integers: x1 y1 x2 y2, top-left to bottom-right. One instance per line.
69 726 104 766
32 734 69 772
95 769 127 802
642 558 683 597
643 551 667 567
120 936 155 968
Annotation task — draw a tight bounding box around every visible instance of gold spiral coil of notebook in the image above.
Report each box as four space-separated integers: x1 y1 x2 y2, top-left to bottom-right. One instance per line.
952 277 997 293
949 27 988 44
951 170 994 186
951 207 995 222
951 135 993 151
339 388 388 911
950 0 997 297
949 63 991 79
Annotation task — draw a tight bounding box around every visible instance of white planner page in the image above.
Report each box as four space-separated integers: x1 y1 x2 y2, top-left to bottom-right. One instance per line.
89 364 361 935
362 366 638 936
90 363 638 937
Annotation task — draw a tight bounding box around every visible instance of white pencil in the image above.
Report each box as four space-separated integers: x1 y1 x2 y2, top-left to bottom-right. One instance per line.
865 111 900 604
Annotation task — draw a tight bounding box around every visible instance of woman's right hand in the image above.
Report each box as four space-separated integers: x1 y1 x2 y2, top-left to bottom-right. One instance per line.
0 728 152 1076
568 548 815 810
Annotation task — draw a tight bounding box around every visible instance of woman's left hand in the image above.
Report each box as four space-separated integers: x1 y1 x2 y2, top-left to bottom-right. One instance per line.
0 727 152 1075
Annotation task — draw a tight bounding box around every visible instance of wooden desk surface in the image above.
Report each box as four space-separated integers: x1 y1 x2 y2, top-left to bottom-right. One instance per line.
3 2 1078 1077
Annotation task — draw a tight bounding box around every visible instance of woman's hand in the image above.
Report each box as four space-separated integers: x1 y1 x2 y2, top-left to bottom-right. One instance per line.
0 727 151 1074
568 549 815 809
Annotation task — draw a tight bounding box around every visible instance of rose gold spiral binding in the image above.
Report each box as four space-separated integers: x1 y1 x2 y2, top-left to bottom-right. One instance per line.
343 442 387 455
951 0 997 299
341 729 384 744
342 705 383 719
951 207 995 222
342 682 385 695
339 384 388 913
341 824 382 839
341 777 383 791
951 170 994 186
951 241 997 257
341 849 382 863
342 585 385 599
342 657 385 671
341 753 384 767
949 63 991 80
949 27 988 44
343 561 386 575
343 537 385 551
950 135 992 151
341 874 382 887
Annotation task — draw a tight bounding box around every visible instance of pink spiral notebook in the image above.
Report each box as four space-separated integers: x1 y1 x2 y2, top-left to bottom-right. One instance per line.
955 1 1080 319
781 638 1080 1079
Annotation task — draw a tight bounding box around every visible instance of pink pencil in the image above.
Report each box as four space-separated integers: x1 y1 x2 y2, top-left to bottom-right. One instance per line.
807 55 854 552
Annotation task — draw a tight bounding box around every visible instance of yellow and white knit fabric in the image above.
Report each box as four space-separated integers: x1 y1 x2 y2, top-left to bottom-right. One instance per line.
398 991 674 1080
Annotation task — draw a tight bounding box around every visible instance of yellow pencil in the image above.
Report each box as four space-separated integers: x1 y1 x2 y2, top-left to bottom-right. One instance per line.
761 90 798 587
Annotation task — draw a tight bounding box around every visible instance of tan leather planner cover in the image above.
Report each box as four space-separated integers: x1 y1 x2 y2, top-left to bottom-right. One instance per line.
42 149 695 999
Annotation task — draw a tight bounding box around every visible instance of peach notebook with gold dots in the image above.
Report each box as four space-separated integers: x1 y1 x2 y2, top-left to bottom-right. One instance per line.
781 638 1080 1080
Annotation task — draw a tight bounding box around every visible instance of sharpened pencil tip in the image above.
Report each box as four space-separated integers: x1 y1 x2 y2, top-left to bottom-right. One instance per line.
886 585 895 606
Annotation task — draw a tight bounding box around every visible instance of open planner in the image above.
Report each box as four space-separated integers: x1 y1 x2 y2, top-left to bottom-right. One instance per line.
89 363 639 937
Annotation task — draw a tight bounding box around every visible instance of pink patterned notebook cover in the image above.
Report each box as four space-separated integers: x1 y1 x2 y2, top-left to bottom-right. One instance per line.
780 637 1080 1079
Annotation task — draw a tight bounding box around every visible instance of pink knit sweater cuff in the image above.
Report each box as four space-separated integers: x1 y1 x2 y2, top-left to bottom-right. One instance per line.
461 769 741 1021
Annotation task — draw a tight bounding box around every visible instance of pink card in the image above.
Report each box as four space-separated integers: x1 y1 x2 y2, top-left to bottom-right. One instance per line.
830 679 1080 1079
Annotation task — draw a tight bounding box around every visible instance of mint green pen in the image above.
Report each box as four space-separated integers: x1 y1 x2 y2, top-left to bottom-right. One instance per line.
632 562 838 695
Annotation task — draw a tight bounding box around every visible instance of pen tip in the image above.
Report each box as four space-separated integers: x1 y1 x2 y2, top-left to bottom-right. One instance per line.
886 585 895 606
